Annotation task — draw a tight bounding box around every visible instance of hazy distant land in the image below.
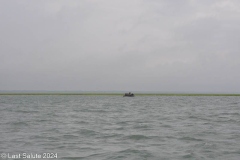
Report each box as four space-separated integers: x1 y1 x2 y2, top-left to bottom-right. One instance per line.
0 91 240 96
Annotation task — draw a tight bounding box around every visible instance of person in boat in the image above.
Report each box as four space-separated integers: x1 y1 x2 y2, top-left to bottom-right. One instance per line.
124 92 134 96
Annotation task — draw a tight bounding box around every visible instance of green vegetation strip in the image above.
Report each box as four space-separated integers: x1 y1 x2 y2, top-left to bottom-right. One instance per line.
0 93 240 96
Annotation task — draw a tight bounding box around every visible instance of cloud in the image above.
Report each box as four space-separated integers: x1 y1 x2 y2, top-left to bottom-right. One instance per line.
0 0 240 92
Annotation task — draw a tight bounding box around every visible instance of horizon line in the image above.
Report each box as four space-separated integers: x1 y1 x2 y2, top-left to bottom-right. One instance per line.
0 91 240 96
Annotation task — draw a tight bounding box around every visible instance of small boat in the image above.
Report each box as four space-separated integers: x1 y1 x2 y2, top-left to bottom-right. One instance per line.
123 92 134 97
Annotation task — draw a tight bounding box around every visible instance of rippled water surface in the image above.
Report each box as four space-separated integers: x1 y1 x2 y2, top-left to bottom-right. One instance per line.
0 95 240 160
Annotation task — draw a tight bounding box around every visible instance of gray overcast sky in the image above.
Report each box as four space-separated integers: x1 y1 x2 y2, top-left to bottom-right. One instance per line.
1 0 240 93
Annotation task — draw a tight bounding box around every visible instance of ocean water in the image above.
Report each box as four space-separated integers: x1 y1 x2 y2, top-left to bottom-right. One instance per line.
0 95 240 160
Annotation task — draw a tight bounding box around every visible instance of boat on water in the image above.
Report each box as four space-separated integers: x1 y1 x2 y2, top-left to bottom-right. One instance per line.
123 92 134 97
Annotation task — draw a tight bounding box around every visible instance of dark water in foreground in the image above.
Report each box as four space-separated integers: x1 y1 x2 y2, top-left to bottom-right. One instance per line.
0 95 240 160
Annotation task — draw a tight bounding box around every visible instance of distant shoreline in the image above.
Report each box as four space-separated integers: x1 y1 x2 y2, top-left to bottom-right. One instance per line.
0 93 240 96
